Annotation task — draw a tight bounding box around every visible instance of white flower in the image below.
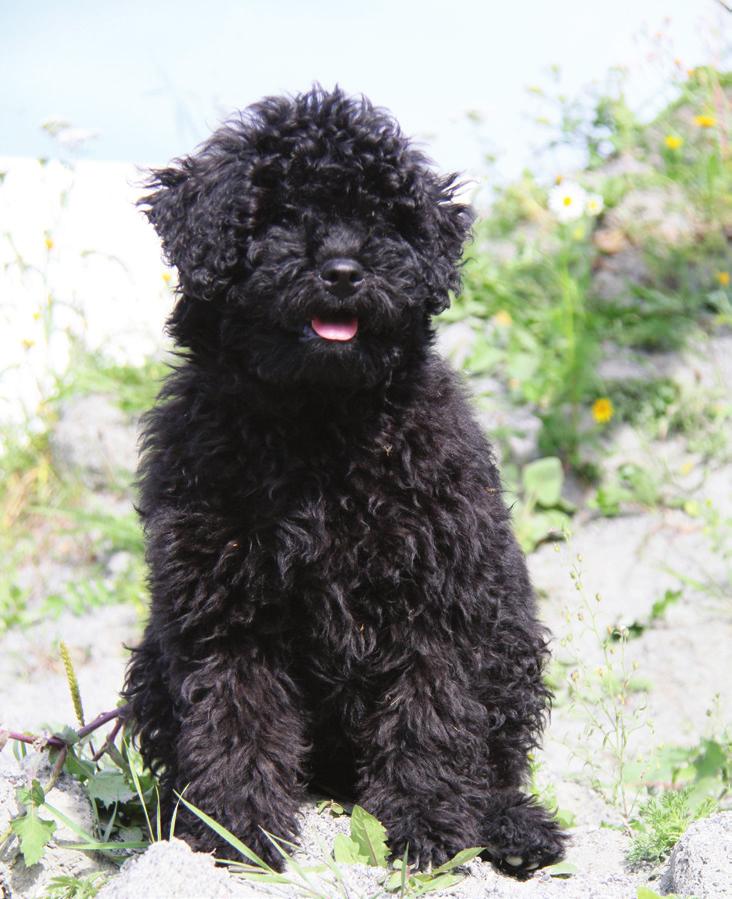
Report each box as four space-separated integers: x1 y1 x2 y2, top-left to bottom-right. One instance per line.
585 193 604 216
548 181 588 223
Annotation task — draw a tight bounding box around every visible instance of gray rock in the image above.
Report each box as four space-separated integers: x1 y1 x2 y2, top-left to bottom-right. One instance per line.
472 392 543 466
441 867 636 898
0 755 25 840
96 839 274 899
602 184 698 247
659 811 732 899
596 344 658 382
592 248 650 304
50 394 139 488
590 151 652 180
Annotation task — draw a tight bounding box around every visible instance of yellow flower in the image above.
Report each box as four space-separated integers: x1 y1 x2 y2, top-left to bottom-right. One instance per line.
664 134 683 150
693 114 716 129
162 272 172 284
44 235 54 251
493 309 512 328
716 271 730 287
22 338 35 350
591 397 614 424
585 194 604 216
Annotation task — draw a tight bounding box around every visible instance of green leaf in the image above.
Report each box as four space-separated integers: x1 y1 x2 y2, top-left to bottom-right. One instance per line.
11 810 56 867
649 589 682 622
175 794 275 871
507 351 539 384
316 799 345 816
522 457 564 507
349 806 389 867
63 748 96 782
53 726 80 746
432 846 484 873
384 869 404 891
545 860 578 877
550 804 577 828
65 839 148 851
412 872 464 894
692 739 728 781
17 779 45 808
87 771 135 805
333 833 370 865
637 887 680 899
117 825 144 843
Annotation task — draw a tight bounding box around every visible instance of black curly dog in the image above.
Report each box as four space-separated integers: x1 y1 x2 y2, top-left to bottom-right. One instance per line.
124 87 565 878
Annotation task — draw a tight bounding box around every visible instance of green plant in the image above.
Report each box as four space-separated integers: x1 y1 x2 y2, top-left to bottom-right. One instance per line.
0 581 30 633
46 873 109 899
625 726 731 811
0 421 56 541
0 650 147 868
181 797 485 898
590 463 663 517
667 498 732 601
556 548 651 820
55 348 170 417
636 887 683 899
527 755 577 829
507 456 575 552
628 787 718 866
608 589 683 641
45 873 109 899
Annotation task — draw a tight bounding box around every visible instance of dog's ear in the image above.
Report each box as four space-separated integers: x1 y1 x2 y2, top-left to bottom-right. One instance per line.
424 174 475 315
139 163 196 273
139 141 256 303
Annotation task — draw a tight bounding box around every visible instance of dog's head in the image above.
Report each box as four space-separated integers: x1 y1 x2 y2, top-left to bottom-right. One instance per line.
141 86 474 389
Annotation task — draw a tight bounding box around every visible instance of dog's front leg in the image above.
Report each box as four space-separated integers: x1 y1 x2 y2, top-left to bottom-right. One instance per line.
355 658 487 869
172 643 308 869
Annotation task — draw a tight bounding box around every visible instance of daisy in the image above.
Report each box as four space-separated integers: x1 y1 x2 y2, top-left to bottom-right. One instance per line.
548 181 588 223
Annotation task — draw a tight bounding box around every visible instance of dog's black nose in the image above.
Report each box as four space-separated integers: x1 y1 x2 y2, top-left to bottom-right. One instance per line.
320 258 364 298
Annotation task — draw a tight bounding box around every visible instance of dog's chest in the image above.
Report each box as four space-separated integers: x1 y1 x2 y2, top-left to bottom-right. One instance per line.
251 437 440 636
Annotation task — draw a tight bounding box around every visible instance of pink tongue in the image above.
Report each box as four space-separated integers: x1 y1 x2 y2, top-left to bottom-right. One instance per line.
311 317 358 341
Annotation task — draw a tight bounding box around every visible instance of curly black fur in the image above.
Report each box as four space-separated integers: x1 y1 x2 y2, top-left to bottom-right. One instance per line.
124 86 566 877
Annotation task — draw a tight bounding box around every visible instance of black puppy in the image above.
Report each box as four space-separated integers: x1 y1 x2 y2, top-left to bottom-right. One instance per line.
124 87 565 877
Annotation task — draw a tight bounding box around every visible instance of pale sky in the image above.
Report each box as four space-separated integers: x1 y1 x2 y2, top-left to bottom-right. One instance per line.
1 0 729 179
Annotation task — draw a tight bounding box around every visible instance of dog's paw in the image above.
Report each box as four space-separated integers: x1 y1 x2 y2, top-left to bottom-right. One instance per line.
176 824 287 871
388 832 459 871
480 795 566 879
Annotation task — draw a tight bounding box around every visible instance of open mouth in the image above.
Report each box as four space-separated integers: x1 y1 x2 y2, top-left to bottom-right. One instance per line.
310 316 359 342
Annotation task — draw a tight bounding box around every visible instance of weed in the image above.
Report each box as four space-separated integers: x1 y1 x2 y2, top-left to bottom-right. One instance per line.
0 581 31 634
45 873 109 899
46 873 109 899
506 456 575 552
590 463 664 517
627 787 718 866
557 548 651 820
608 589 683 641
55 348 170 417
182 795 485 898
